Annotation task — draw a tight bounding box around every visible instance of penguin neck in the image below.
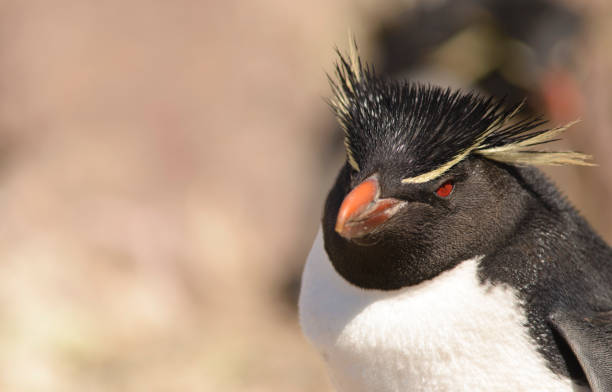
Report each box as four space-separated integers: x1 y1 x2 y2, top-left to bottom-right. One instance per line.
322 224 450 290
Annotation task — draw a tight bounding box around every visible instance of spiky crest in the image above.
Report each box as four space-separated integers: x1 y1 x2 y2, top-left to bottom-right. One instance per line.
328 45 594 183
328 38 365 171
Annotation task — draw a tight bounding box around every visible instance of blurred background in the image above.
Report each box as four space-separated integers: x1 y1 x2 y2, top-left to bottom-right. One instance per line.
0 0 610 390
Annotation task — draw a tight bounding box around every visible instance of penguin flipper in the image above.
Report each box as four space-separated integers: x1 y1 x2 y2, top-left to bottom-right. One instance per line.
549 308 612 392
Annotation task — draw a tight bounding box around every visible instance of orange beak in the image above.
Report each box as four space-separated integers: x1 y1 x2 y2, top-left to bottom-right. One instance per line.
335 176 405 239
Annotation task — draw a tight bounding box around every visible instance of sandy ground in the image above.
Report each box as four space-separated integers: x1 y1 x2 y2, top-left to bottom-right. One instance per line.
0 1 610 390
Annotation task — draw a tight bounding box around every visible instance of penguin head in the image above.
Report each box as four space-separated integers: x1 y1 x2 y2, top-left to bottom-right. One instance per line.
322 46 593 290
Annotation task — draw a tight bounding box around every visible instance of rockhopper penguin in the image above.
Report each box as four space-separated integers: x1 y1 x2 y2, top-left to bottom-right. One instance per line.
299 45 612 391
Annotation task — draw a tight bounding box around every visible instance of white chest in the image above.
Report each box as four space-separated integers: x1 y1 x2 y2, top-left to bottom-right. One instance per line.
298 228 578 392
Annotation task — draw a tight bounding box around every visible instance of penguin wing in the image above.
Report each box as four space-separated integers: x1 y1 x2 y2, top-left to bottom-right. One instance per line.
549 308 612 392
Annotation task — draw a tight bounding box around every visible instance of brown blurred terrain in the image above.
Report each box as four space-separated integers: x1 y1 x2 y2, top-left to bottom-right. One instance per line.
0 1 610 391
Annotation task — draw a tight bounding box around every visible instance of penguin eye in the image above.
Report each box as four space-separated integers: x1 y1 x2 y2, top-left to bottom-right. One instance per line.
435 181 454 198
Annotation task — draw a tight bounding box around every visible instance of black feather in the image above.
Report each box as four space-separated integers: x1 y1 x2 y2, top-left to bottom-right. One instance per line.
329 50 586 179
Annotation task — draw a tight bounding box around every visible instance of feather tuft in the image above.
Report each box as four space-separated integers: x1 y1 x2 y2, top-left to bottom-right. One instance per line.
327 44 594 182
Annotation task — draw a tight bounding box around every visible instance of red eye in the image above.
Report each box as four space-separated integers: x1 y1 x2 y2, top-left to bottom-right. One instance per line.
435 181 454 198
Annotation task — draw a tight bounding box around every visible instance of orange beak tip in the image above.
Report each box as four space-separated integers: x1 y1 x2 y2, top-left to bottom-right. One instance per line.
335 176 379 237
334 222 344 234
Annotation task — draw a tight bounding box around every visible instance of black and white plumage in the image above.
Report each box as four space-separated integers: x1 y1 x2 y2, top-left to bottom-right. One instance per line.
299 45 612 392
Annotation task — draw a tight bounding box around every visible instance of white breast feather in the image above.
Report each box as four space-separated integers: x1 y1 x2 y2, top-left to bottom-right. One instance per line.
299 228 583 392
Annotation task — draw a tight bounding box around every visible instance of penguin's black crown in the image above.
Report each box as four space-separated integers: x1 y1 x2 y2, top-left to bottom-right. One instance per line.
329 43 593 184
